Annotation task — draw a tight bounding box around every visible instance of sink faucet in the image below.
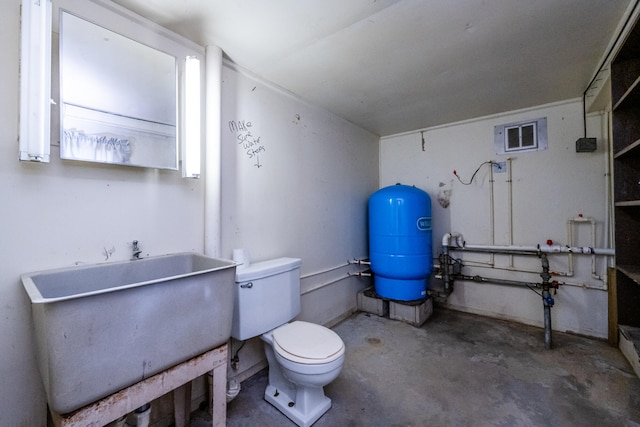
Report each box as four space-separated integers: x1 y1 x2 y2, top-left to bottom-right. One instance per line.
132 240 142 260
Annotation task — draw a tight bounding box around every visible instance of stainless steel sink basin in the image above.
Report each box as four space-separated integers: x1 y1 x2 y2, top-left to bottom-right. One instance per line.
22 252 236 414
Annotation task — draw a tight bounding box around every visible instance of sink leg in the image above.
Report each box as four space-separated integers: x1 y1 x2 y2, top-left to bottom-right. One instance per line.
211 362 227 427
173 382 192 427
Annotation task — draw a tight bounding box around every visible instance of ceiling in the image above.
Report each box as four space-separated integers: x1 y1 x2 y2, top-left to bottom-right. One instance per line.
115 0 633 137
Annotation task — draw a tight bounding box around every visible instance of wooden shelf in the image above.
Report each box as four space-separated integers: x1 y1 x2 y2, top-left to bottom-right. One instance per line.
618 264 640 285
619 325 640 378
613 75 640 111
612 14 640 344
616 200 640 207
615 138 640 158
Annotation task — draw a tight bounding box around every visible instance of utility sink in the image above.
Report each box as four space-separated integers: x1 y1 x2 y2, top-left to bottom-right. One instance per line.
21 253 236 414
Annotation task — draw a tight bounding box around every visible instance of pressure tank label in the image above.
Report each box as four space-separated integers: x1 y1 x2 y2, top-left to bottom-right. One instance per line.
417 217 432 231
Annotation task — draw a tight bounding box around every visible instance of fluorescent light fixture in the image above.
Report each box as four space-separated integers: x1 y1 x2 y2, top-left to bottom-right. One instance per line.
183 55 201 178
19 0 52 162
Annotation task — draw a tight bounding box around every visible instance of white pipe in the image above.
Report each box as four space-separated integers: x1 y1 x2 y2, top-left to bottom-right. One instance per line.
566 217 596 277
567 216 608 281
462 243 539 252
604 110 615 286
507 157 514 267
467 243 614 256
348 259 371 266
349 271 372 277
300 260 370 295
301 262 350 279
442 232 464 248
301 274 353 295
566 218 575 277
489 161 495 266
588 218 601 280
444 232 614 255
445 230 613 291
134 404 151 427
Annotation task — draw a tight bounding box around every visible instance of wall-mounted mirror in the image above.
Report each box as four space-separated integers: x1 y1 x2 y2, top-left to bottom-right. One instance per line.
59 11 178 169
40 0 205 176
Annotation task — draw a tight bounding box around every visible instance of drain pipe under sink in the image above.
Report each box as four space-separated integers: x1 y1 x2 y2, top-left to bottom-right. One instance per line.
134 403 151 427
105 405 150 427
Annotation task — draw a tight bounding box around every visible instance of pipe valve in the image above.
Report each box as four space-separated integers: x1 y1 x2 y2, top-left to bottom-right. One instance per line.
543 294 555 307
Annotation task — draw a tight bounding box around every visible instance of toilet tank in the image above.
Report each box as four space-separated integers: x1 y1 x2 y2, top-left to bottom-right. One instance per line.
231 257 302 341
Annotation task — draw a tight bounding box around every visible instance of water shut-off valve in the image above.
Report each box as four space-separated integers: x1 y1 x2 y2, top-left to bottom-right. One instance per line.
540 253 555 307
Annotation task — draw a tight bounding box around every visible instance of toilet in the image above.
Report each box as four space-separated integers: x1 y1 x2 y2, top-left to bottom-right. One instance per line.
231 257 345 427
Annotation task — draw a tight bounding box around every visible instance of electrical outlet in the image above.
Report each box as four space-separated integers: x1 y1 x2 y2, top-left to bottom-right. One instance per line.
492 161 507 173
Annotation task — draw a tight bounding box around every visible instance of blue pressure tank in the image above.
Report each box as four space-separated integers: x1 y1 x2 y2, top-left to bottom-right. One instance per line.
368 184 432 301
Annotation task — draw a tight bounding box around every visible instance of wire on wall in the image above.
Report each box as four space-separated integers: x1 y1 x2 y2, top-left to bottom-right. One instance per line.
453 161 492 185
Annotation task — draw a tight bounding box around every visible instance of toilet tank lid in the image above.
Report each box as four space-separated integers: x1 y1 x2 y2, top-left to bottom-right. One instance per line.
235 257 301 282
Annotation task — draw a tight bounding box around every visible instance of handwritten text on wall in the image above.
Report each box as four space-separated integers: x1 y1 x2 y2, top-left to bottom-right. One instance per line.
229 120 264 168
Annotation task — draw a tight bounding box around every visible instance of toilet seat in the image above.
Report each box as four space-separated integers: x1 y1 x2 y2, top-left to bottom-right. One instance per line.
272 321 344 364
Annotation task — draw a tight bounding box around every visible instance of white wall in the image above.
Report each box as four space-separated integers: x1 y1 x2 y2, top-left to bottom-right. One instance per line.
220 62 378 377
1 1 207 425
0 3 378 422
2 0 607 423
380 100 611 338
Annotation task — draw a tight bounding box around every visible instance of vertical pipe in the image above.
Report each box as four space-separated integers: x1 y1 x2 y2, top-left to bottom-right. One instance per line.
600 110 614 290
540 254 553 349
135 403 151 427
605 110 615 276
589 217 601 280
543 297 552 350
489 161 495 267
507 157 514 268
567 218 575 276
443 244 451 294
441 233 452 294
568 216 604 281
203 46 223 423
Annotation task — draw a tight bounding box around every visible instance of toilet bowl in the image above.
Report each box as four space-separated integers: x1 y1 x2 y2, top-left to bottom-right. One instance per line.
262 321 345 427
230 256 345 427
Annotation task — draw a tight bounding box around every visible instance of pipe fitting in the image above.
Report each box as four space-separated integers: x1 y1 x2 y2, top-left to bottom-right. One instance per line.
442 232 465 248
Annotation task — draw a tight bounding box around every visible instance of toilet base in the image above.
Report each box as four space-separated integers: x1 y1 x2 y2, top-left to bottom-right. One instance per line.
264 383 331 427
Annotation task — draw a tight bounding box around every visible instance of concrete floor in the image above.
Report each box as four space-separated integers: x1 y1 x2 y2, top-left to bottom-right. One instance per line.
195 309 640 426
